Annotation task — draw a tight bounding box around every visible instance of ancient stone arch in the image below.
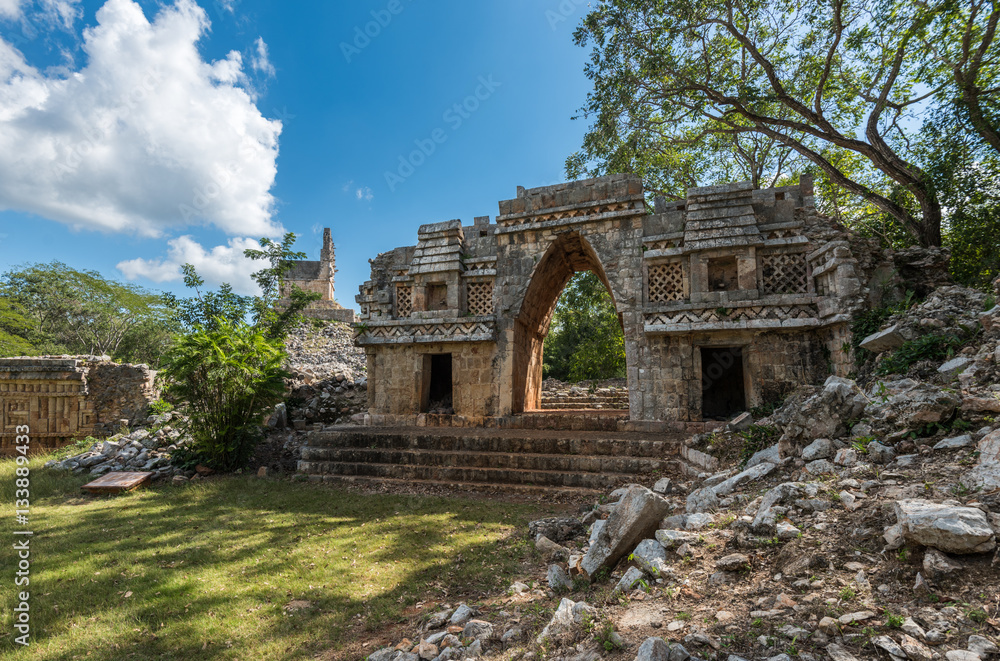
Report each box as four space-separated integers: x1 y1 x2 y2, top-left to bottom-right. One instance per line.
506 231 624 413
355 174 868 432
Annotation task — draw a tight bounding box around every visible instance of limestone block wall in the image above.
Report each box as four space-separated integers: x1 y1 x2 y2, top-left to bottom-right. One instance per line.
365 342 497 419
636 331 827 422
0 357 159 454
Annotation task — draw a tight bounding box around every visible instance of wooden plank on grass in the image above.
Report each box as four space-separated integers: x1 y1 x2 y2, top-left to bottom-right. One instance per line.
82 472 154 494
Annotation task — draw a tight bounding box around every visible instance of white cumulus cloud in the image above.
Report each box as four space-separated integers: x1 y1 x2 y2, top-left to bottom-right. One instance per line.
0 0 283 239
116 235 263 295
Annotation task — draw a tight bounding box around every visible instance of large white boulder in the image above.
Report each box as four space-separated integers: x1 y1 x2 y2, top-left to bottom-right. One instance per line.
580 486 670 579
894 499 996 554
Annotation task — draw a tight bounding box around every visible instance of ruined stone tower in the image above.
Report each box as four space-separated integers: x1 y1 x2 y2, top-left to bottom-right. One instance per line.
280 228 355 322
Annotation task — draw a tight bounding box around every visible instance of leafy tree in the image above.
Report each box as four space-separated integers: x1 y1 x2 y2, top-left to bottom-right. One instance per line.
921 0 1000 154
543 271 626 382
0 298 38 357
920 103 1000 287
164 232 321 339
162 265 254 333
244 232 322 339
1 262 177 363
159 319 288 471
569 0 950 246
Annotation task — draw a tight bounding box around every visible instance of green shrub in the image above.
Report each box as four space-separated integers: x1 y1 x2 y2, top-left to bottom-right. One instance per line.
739 425 779 466
148 399 174 415
159 319 288 471
876 333 966 376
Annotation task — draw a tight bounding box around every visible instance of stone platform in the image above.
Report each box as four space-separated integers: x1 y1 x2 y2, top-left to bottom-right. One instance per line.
297 426 685 495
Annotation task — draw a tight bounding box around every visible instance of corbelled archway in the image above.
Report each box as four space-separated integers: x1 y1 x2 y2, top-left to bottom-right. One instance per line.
510 232 622 412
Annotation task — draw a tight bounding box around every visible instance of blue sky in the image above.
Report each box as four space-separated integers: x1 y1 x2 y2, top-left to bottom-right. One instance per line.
0 0 594 307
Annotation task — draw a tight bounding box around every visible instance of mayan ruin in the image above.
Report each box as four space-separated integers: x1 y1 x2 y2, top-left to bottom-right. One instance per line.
280 228 355 323
4 1 1000 657
352 174 865 431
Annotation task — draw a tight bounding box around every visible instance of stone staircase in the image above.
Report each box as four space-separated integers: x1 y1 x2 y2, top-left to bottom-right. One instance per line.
297 426 682 496
539 386 630 411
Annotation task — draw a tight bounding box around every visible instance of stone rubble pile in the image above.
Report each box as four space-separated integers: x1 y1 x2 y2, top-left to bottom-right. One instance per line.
44 411 195 481
398 307 1000 661
365 602 527 661
284 320 366 385
858 285 999 390
283 374 368 429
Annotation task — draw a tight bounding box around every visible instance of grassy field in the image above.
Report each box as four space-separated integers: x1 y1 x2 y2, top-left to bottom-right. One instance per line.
0 456 552 660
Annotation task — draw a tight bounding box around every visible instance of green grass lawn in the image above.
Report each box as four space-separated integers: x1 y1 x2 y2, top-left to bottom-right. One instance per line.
0 456 551 660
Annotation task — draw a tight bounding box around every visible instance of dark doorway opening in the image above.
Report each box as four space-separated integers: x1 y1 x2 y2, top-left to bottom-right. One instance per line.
422 354 453 414
701 347 745 420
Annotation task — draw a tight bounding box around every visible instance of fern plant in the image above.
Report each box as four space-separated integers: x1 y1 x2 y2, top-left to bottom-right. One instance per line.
159 318 289 471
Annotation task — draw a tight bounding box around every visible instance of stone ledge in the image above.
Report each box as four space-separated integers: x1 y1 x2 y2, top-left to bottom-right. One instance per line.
645 317 822 335
496 193 646 224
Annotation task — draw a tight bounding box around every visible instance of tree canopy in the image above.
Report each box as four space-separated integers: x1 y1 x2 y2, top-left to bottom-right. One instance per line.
0 261 177 363
568 0 1000 250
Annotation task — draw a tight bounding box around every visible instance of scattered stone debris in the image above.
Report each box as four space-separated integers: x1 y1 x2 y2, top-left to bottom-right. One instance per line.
45 411 189 481
359 286 1000 661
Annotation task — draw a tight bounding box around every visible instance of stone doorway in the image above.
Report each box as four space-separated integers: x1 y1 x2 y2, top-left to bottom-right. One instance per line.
421 354 454 414
511 233 624 413
700 347 746 420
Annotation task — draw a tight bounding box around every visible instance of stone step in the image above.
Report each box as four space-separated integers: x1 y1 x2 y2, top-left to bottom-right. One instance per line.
540 402 629 410
297 426 683 491
300 446 670 474
306 428 677 457
296 459 660 491
540 396 629 403
507 411 628 431
298 473 607 498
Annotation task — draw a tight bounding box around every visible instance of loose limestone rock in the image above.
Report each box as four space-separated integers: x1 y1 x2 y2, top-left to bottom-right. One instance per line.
635 637 670 661
901 634 934 661
535 598 597 644
922 548 961 581
894 499 996 554
580 486 670 580
801 438 833 461
715 553 750 572
535 535 570 562
631 538 671 577
655 529 700 550
547 564 573 592
963 429 1000 491
613 566 646 595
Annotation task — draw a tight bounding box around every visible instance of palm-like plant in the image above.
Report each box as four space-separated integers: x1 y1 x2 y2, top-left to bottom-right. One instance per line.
159 318 288 471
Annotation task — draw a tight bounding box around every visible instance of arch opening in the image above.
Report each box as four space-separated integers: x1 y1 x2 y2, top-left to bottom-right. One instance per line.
511 232 624 413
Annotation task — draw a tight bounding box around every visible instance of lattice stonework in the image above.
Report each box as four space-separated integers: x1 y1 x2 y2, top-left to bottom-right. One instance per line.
761 252 809 294
466 281 494 316
395 285 413 318
648 262 685 302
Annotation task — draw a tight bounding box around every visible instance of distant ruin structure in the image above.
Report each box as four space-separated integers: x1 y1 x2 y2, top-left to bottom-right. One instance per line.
354 174 873 431
281 228 355 323
0 356 158 454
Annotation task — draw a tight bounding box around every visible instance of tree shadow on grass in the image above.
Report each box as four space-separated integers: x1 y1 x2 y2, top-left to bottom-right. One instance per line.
0 475 550 661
